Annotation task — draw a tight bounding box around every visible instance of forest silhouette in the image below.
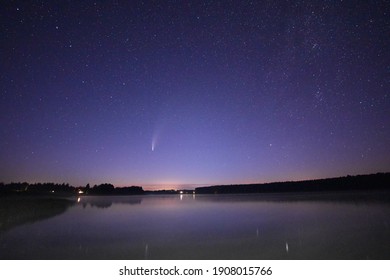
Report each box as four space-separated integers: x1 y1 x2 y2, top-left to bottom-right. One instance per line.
1 172 389 196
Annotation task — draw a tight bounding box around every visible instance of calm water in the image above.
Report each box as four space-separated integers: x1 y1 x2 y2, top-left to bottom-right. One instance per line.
1 192 390 259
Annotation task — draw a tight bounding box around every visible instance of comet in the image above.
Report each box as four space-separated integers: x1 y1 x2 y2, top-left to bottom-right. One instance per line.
151 133 158 152
151 122 164 152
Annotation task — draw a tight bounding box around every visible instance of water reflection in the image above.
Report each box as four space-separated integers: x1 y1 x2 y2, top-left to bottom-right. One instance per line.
0 197 75 233
79 196 142 209
144 244 149 260
1 192 390 259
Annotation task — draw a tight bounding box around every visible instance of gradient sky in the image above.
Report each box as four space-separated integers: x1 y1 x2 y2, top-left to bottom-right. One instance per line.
1 1 389 189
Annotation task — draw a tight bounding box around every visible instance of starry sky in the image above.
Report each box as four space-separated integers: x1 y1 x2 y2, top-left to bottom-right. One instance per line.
1 1 389 189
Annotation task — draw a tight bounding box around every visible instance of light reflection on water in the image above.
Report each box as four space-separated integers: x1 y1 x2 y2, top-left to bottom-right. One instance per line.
1 192 390 259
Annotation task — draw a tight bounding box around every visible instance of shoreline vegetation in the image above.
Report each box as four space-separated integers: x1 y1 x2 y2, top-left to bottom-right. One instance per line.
0 172 389 197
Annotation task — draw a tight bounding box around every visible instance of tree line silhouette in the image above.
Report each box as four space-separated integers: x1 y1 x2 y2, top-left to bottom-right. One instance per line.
195 173 390 194
0 182 144 196
1 172 389 196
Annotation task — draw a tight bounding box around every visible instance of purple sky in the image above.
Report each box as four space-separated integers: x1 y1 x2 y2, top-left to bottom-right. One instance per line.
1 1 389 189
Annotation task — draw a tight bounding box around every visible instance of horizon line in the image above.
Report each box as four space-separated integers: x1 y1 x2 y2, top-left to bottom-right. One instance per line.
2 171 389 191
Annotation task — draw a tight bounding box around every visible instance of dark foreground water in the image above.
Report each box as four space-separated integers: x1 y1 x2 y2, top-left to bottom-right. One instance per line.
1 192 390 259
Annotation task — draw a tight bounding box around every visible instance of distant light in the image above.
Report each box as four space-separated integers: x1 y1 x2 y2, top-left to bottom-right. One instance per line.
78 190 84 194
179 191 183 194
51 190 55 193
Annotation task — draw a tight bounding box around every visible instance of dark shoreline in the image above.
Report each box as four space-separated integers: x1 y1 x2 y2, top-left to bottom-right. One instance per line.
1 172 389 197
195 172 390 194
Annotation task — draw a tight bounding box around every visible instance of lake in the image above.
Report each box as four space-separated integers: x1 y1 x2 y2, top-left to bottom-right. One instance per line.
1 192 390 259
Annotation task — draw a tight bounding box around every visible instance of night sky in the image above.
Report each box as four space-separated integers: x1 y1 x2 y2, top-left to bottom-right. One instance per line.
1 1 389 189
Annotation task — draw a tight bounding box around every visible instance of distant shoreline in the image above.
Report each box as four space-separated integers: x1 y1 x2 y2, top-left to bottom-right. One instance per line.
195 172 390 194
1 172 389 197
